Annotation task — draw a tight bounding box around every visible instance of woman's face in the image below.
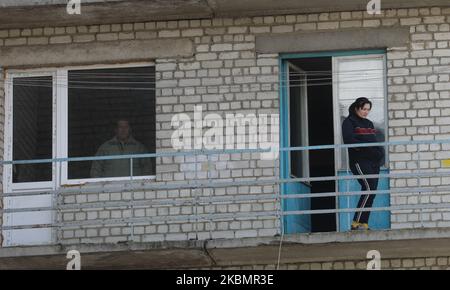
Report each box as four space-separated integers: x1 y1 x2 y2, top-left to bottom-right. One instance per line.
356 103 371 119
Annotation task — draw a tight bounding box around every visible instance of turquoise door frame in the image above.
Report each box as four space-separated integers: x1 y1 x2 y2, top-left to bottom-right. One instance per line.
279 57 311 234
279 49 390 234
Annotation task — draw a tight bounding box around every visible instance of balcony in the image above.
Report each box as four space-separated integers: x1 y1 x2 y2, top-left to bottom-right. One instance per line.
1 139 450 269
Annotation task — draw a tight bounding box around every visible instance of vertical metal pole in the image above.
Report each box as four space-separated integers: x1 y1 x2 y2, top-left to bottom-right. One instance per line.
130 158 134 181
277 146 283 236
418 145 423 228
130 157 134 241
56 160 62 243
194 150 199 240
345 147 350 231
276 145 283 270
334 145 340 233
207 152 212 240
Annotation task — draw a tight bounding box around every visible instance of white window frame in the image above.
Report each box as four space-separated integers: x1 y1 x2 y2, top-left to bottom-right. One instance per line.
4 62 156 191
3 70 58 193
331 53 389 171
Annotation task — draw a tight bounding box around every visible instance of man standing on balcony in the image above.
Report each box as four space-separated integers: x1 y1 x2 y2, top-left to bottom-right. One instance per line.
342 97 384 231
90 119 152 178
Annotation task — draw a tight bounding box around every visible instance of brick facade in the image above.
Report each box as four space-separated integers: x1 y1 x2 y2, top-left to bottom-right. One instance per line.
0 7 450 246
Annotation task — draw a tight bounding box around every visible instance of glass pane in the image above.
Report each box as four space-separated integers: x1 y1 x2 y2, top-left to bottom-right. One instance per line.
336 56 386 170
67 66 156 179
12 76 53 183
289 69 307 178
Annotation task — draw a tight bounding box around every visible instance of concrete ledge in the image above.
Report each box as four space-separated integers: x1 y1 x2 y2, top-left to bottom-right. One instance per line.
2 228 450 269
0 38 194 68
255 27 411 54
1 0 449 29
209 0 450 18
0 0 213 29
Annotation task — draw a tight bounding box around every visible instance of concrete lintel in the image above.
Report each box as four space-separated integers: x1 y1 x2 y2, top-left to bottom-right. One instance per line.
255 27 411 54
0 38 194 68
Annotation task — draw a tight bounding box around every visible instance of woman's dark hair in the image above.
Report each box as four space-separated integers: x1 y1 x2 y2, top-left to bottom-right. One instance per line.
348 97 372 116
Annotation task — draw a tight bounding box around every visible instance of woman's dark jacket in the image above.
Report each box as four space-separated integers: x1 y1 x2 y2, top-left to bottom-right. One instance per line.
342 114 384 166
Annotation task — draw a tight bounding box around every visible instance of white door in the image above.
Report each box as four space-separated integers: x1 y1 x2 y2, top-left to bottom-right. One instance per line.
2 73 56 246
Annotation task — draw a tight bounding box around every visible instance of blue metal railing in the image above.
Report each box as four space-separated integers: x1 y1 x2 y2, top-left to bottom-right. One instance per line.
0 138 449 235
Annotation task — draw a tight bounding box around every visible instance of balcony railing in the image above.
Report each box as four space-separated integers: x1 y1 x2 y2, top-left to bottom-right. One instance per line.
1 138 450 245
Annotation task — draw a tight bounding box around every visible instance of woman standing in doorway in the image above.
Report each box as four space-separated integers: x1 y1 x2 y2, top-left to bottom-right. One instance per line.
342 97 384 231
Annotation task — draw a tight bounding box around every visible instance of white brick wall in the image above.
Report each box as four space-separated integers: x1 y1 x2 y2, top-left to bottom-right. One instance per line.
1 7 450 245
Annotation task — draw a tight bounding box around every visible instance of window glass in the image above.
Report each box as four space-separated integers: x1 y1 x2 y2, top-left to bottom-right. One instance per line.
12 76 53 183
335 56 386 170
67 66 156 179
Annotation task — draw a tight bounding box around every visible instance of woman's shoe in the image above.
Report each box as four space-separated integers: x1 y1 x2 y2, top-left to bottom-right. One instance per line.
351 221 370 231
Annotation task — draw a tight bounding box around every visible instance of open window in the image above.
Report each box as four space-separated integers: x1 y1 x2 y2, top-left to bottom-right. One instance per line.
280 51 390 234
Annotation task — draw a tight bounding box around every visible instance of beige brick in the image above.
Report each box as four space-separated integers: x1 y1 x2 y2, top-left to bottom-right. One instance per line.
340 20 362 28
333 262 344 270
181 29 203 37
73 34 95 43
54 27 65 34
5 38 26 46
437 257 448 266
21 29 32 36
294 23 316 31
66 26 77 34
27 37 48 45
228 26 247 34
363 20 381 27
9 29 20 37
426 258 436 266
122 23 133 31
344 261 355 269
0 30 9 38
118 32 135 40
159 30 180 38
391 259 402 268
414 258 425 267
111 24 122 32
96 33 118 41
49 35 71 44
318 21 339 30
402 259 414 268
272 25 293 33
77 26 88 33
400 18 422 25
310 263 322 270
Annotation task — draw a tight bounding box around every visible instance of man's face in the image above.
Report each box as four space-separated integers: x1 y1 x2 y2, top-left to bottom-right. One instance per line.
116 120 130 141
